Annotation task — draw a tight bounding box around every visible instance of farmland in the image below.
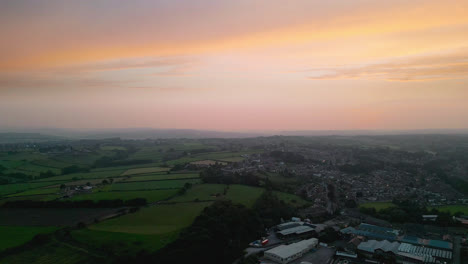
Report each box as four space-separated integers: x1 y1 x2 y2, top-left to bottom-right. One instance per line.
0 239 103 264
89 202 212 234
0 137 309 262
429 205 468 215
224 185 265 208
0 208 121 226
70 189 178 203
273 191 309 207
0 182 61 196
72 228 180 255
120 173 198 182
170 184 226 202
0 226 58 251
121 167 170 176
108 179 200 191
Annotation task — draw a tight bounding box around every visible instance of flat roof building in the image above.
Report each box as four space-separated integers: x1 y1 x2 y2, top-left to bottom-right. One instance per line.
277 225 315 238
264 238 318 264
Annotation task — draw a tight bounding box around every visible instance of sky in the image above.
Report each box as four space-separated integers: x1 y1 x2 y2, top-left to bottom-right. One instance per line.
1 0 467 131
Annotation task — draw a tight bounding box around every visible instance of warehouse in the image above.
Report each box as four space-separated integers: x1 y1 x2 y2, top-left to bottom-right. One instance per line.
277 225 315 239
264 238 318 264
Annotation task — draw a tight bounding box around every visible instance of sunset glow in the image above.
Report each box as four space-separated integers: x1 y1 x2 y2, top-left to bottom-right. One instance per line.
1 0 468 131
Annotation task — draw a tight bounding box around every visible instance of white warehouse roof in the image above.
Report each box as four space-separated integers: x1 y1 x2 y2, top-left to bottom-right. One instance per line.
266 238 318 260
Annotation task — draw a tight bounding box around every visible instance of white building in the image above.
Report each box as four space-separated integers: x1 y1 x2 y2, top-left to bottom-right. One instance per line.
264 238 318 264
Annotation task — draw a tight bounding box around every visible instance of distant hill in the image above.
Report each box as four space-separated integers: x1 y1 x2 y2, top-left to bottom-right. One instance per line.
0 128 467 143
0 133 65 144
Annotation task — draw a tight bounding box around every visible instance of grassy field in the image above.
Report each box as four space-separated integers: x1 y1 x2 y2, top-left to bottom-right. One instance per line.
0 195 60 206
430 205 468 215
108 179 200 191
0 226 58 252
190 160 227 166
273 191 309 207
225 185 265 208
90 202 211 234
6 187 60 197
0 208 120 226
70 189 178 203
72 228 179 255
121 167 170 176
34 169 127 182
30 159 74 169
0 182 63 197
217 156 245 162
165 150 262 166
121 173 199 182
360 202 396 211
170 184 226 202
0 240 101 264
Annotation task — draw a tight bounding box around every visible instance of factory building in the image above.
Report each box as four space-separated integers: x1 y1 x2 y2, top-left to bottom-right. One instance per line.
357 240 453 264
264 238 318 264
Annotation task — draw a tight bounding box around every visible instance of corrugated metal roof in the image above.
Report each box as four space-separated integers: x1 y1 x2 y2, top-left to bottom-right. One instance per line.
357 240 400 254
278 225 314 236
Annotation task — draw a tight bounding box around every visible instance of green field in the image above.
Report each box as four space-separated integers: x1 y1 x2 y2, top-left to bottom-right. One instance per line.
217 156 245 162
0 226 58 251
0 182 62 197
360 202 396 211
273 191 309 207
6 187 60 197
108 179 200 191
430 205 468 215
225 185 265 208
90 202 211 234
34 169 127 182
0 194 60 206
70 189 178 203
0 240 101 264
72 228 179 255
121 173 198 182
170 184 226 202
121 167 170 176
166 151 262 166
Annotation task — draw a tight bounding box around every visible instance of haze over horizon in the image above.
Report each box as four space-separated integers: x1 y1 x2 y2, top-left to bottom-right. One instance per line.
1 0 468 131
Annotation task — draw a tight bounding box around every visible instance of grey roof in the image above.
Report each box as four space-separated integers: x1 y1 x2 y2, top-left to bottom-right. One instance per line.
278 225 314 236
340 226 356 234
397 242 452 260
357 240 400 254
265 238 318 259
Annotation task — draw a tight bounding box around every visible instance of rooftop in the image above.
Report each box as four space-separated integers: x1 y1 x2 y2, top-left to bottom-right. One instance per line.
357 239 400 254
266 238 318 259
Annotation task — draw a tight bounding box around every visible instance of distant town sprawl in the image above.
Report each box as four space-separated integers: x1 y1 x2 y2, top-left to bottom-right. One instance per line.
0 134 468 263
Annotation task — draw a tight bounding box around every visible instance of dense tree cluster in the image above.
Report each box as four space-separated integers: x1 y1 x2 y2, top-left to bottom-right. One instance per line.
253 190 296 227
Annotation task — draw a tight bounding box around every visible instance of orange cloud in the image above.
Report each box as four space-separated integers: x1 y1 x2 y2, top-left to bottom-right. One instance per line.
307 48 468 81
1 0 467 71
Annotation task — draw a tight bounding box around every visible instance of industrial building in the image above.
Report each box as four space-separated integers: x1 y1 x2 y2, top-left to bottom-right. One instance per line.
264 238 318 264
276 221 303 231
356 240 453 263
345 223 400 241
277 225 315 239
